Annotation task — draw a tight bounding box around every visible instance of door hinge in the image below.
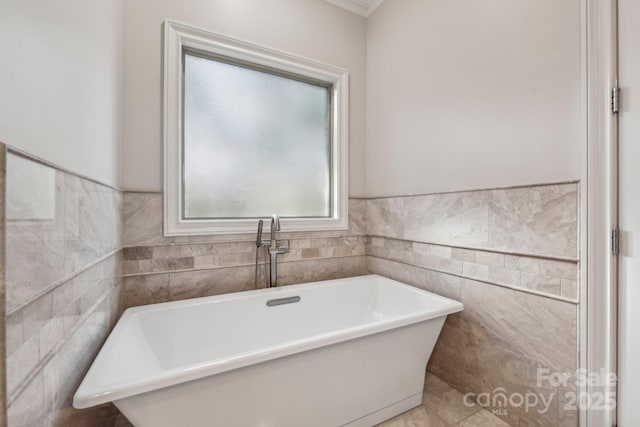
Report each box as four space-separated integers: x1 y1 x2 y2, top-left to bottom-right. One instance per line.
612 87 620 114
612 228 620 256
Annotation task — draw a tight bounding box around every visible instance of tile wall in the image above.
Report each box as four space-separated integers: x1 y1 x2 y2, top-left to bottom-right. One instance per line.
5 152 123 426
120 193 368 309
4 148 580 427
365 182 579 427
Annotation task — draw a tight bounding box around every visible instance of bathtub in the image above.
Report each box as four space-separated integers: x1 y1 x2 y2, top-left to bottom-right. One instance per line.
74 274 463 427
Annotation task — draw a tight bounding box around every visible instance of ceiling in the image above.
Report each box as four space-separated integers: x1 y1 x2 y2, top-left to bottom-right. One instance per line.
323 0 385 17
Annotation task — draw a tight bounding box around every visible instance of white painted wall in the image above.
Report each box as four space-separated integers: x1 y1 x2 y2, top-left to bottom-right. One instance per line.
0 0 124 188
121 0 367 195
366 0 582 197
0 0 582 198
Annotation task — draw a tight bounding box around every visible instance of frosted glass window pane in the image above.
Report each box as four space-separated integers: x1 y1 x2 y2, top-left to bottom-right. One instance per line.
183 52 331 219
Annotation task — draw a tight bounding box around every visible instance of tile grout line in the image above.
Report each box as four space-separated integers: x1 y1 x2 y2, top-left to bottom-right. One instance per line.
351 179 580 200
7 146 125 193
122 234 368 249
6 285 119 407
368 255 579 305
7 249 121 316
122 254 367 278
426 372 508 427
367 235 579 263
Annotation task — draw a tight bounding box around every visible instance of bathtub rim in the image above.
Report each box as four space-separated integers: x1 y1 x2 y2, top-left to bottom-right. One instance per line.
73 274 463 409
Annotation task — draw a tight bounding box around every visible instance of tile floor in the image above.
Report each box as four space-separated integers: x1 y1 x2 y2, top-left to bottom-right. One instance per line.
375 373 511 427
114 373 509 427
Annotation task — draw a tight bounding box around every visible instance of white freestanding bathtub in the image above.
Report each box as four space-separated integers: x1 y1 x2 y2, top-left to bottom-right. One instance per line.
74 274 463 427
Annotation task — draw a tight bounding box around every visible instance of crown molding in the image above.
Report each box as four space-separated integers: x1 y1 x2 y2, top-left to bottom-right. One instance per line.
323 0 385 17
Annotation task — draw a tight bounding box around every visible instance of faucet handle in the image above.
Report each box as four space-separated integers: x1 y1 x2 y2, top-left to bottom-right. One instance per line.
279 237 290 252
277 244 290 253
270 240 290 255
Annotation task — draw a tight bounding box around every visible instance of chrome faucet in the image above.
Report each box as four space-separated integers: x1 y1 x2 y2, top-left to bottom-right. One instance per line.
254 214 289 287
268 214 289 287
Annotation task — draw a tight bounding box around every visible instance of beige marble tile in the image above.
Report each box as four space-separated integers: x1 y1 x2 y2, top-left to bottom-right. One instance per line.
290 238 311 249
218 251 254 267
424 255 463 275
455 410 511 427
380 238 413 262
369 236 567 297
462 262 489 281
168 267 253 301
504 254 540 274
6 310 23 356
67 270 90 305
475 251 505 268
115 413 133 427
43 296 116 427
487 267 521 287
6 168 580 427
7 333 39 397
63 176 121 276
193 255 218 269
368 256 430 291
7 155 122 311
402 192 489 247
121 246 152 261
151 257 195 272
430 245 452 259
373 374 507 427
7 371 46 427
522 272 562 295
349 198 368 236
539 259 578 281
61 299 82 337
488 184 578 259
367 197 404 238
367 257 462 301
412 241 432 256
123 274 170 308
301 248 320 259
429 319 559 427
429 277 577 426
278 256 368 286
561 279 578 300
127 238 367 275
47 404 120 427
39 317 64 362
150 244 197 259
376 405 449 427
122 192 164 247
122 260 139 275
21 292 53 339
427 270 463 301
459 278 576 372
451 248 476 263
282 248 303 262
122 193 364 248
113 256 370 306
422 373 480 424
6 170 65 309
80 279 111 314
367 183 578 258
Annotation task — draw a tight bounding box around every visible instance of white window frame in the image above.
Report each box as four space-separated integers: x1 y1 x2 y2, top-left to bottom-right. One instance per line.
163 19 349 236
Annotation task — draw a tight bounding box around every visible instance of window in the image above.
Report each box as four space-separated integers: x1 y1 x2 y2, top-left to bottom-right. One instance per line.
163 20 348 236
